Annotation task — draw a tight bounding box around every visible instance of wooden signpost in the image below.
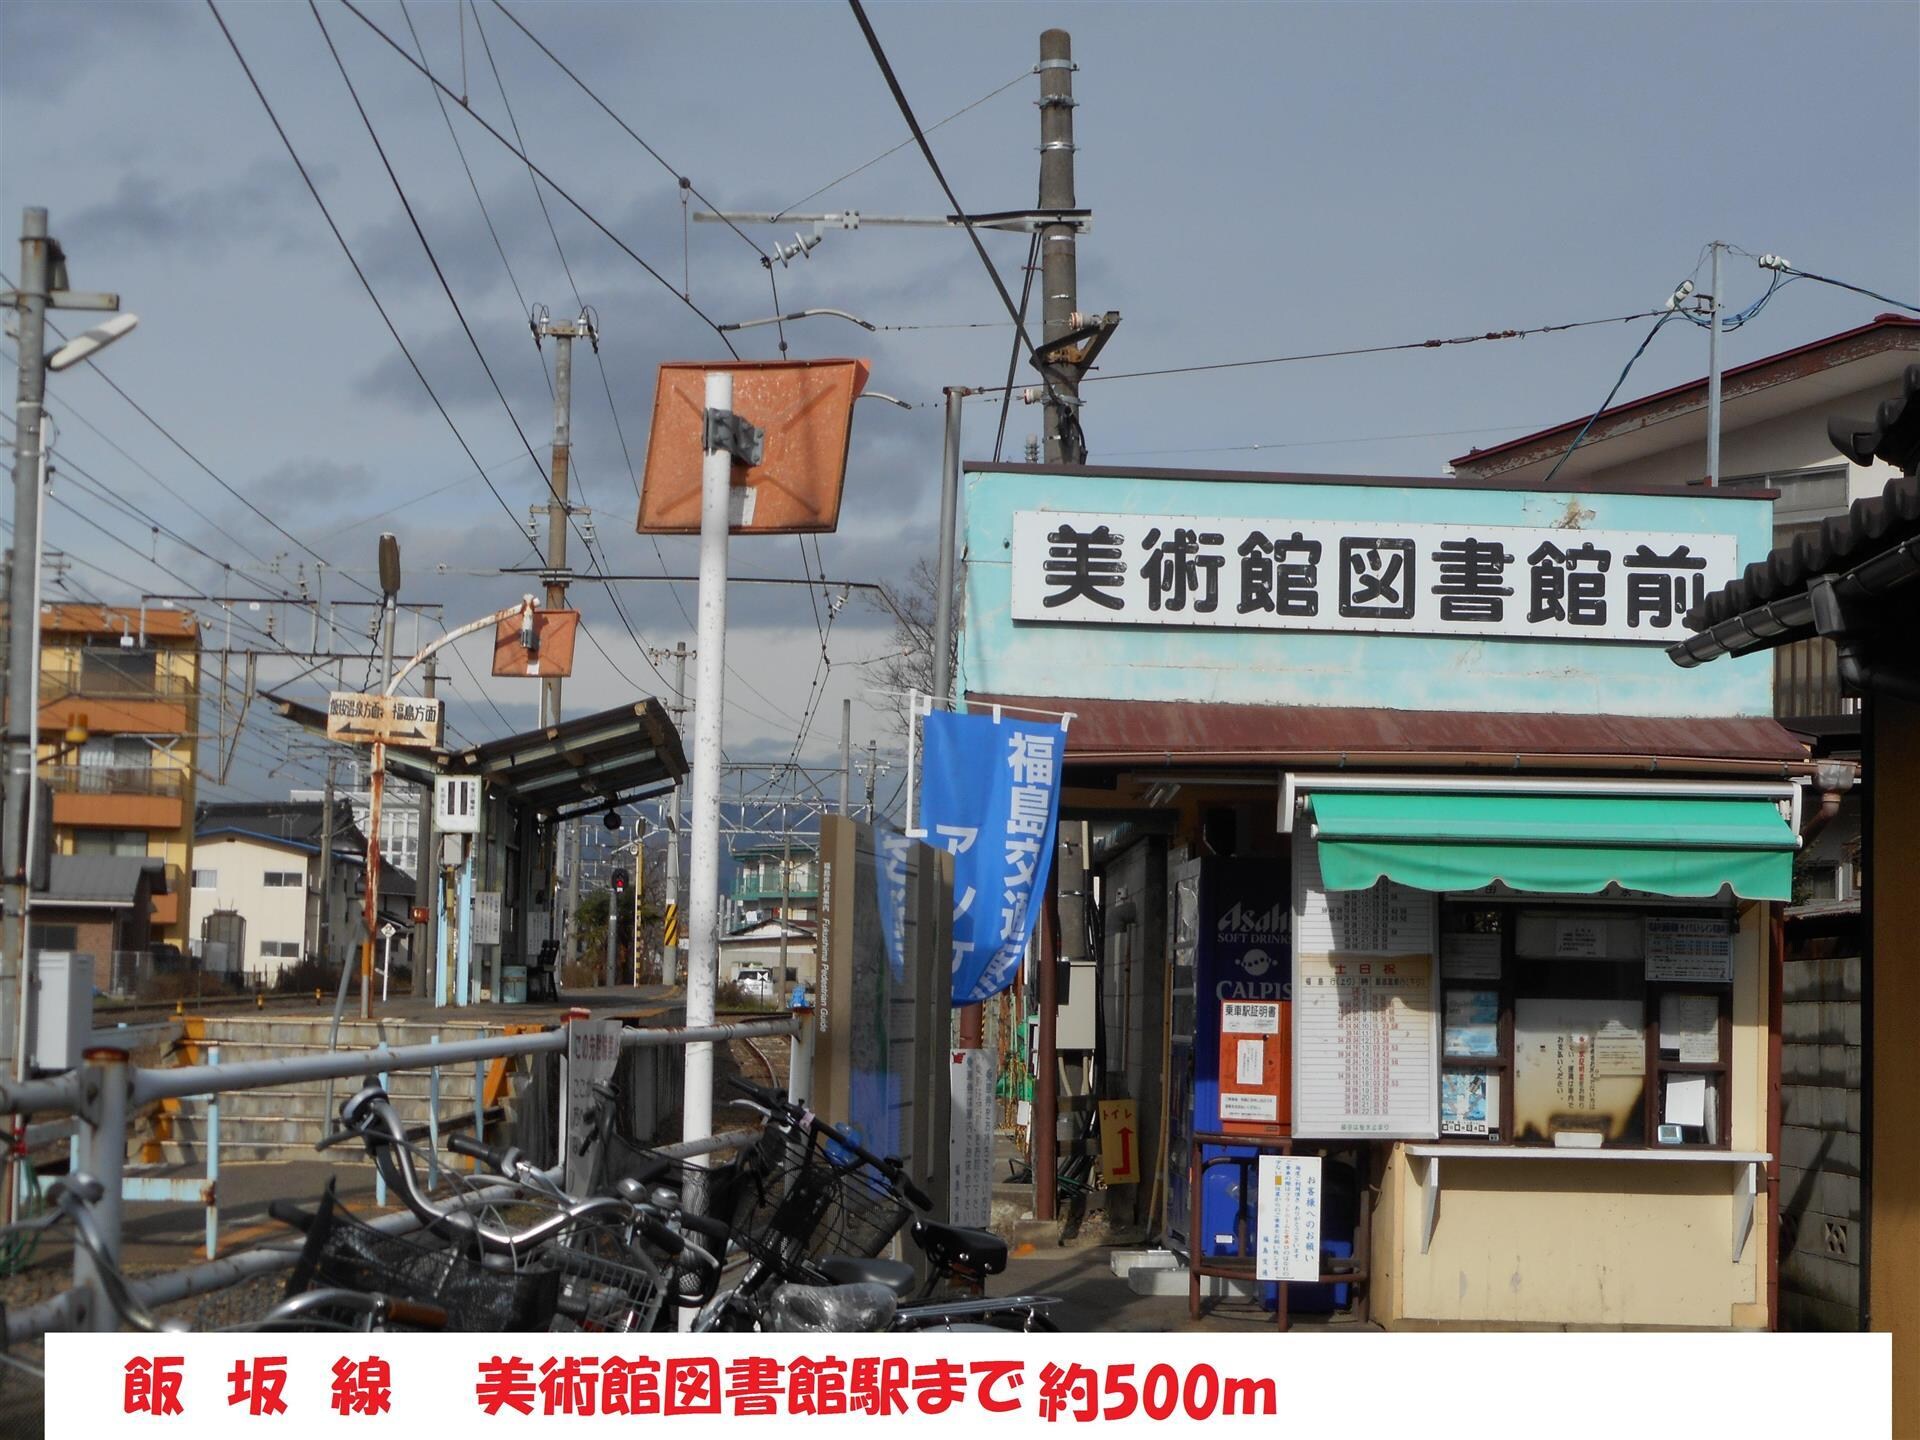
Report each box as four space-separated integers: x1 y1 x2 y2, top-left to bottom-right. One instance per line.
326 692 444 748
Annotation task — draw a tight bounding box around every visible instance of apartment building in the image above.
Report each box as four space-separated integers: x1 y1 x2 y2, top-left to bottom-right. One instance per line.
35 604 201 950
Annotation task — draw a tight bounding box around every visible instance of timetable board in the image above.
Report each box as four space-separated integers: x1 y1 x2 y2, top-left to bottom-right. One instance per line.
1291 832 1440 1139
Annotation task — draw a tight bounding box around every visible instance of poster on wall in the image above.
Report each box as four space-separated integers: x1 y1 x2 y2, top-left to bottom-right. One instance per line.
948 1047 996 1226
1441 1070 1498 1137
1255 1154 1322 1283
1514 997 1646 1143
1291 833 1439 1139
1645 917 1734 983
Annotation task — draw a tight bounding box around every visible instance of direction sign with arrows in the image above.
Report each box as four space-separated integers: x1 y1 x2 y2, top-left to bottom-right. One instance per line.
326 692 444 748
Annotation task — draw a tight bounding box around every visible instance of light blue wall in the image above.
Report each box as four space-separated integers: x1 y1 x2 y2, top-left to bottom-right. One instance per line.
959 470 1774 718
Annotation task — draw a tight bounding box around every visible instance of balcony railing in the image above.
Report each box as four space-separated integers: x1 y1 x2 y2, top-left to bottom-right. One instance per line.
39 670 198 704
42 765 186 798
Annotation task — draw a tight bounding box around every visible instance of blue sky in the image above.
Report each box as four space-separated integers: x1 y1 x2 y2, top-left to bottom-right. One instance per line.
3 1 1915 807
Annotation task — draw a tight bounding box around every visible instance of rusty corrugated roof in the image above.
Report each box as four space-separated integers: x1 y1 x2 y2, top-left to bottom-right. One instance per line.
968 693 1808 769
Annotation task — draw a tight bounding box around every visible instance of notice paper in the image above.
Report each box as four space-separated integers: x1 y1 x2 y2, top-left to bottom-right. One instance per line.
1664 1074 1708 1127
1441 932 1502 980
1593 1018 1645 1077
1236 1038 1266 1085
1661 993 1721 1064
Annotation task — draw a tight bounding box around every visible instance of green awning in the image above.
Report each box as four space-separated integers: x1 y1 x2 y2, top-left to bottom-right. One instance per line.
1307 790 1797 901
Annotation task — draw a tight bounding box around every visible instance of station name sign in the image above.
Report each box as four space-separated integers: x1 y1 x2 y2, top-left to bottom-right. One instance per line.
1009 509 1739 645
326 691 444 748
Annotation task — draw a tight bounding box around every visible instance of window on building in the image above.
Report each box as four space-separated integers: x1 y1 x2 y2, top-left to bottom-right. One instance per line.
30 923 79 952
263 870 304 888
79 646 158 695
259 940 302 959
72 829 150 858
1721 464 1849 543
191 869 218 889
1438 903 1734 1149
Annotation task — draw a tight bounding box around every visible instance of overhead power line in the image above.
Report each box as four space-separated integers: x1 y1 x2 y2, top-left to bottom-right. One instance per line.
844 0 1066 425
970 308 1673 396
773 69 1031 221
206 0 546 569
334 0 740 358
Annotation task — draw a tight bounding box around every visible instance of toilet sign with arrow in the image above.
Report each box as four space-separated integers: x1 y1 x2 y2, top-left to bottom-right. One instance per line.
1098 1098 1140 1185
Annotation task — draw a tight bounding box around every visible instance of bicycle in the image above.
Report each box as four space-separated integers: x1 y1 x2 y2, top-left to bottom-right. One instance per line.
685 1080 1062 1333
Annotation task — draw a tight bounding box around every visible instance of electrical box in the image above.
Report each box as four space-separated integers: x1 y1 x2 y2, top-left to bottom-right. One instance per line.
434 776 483 834
1056 958 1098 1050
30 952 93 1074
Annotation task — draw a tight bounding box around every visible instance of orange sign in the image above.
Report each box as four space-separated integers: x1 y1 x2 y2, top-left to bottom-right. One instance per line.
638 358 870 535
1098 1099 1141 1185
492 608 580 678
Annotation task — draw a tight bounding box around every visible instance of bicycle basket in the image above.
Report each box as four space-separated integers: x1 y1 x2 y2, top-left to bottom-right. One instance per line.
538 1220 669 1334
285 1181 561 1331
735 1125 910 1270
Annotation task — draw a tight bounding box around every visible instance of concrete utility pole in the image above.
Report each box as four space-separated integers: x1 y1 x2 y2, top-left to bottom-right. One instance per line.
4 207 127 1102
865 739 879 821
413 654 437 996
532 309 593 727
1039 29 1078 462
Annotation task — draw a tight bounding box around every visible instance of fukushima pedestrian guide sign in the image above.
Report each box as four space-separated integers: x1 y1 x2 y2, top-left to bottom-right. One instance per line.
326 691 443 748
920 710 1067 1005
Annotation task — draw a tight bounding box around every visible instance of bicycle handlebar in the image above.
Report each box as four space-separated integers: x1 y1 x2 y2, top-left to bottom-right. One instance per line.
446 1133 521 1176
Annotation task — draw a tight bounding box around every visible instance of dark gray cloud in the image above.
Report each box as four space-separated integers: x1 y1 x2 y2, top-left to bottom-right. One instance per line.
0 0 190 101
62 156 324 259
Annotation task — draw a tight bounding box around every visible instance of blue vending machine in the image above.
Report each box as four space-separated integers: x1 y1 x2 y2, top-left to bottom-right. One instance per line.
1163 856 1354 1310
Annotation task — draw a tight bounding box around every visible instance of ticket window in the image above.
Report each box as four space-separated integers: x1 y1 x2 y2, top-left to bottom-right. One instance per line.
1217 998 1289 1136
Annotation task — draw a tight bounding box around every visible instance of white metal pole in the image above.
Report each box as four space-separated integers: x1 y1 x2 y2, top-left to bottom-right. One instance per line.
1706 241 1723 488
683 371 732 1169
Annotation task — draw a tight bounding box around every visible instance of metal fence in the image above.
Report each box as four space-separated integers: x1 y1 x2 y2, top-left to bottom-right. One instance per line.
0 1011 811 1338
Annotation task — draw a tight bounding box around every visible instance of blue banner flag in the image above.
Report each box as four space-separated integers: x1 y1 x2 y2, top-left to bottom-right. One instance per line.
920 710 1067 1005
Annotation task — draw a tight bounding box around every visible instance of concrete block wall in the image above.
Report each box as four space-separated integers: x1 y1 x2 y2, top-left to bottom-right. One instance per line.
1779 941 1865 1331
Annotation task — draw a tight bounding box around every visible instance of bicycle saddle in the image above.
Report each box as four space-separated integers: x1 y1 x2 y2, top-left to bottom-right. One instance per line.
911 1220 1008 1277
816 1256 918 1298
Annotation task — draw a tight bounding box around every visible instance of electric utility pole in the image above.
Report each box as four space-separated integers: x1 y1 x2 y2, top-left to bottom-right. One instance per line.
1039 29 1078 462
532 309 594 727
4 207 127 1097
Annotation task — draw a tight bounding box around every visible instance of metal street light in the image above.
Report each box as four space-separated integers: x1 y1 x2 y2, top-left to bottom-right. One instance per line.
46 313 138 372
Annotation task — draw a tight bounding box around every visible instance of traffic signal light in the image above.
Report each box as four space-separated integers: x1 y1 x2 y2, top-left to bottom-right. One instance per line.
611 869 629 895
1830 362 1920 476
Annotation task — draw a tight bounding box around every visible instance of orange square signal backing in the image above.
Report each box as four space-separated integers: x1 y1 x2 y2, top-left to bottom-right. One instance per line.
492 608 580 678
638 358 870 535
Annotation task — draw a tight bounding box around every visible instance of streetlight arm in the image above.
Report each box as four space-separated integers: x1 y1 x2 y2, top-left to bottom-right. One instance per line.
384 598 535 698
716 308 876 334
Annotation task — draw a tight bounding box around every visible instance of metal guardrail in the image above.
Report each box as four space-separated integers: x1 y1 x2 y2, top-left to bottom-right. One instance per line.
1 1012 811 1337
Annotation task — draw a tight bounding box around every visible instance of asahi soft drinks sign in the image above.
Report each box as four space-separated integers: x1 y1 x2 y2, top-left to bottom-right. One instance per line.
1009 509 1738 644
